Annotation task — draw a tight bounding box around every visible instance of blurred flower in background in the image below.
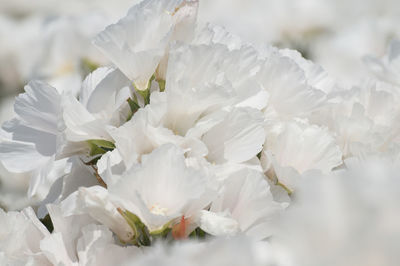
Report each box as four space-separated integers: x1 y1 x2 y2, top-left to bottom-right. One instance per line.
274 156 400 266
0 0 142 98
0 0 141 210
199 0 400 85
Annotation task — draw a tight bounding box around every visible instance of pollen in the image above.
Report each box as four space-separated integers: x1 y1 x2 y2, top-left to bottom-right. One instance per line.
149 204 168 215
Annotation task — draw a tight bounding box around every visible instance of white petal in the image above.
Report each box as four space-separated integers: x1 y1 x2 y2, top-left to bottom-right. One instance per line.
62 95 111 142
93 0 181 89
46 204 95 262
0 140 50 173
97 149 125 186
211 169 282 240
61 186 134 243
82 67 131 115
14 80 61 135
109 144 215 232
197 210 239 236
28 156 68 199
258 53 326 116
76 224 140 265
203 107 265 164
109 108 182 168
40 233 73 265
266 120 343 174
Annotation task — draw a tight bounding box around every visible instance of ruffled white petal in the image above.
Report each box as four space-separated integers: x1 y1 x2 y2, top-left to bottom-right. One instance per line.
202 107 265 164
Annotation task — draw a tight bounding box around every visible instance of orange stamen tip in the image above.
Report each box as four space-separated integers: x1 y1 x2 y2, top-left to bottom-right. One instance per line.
172 216 187 240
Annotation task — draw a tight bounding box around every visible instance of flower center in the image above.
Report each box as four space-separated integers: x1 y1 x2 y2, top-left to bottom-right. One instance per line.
149 204 168 215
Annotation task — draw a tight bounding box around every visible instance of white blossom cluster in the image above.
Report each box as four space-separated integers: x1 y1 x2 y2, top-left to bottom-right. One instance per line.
0 0 400 265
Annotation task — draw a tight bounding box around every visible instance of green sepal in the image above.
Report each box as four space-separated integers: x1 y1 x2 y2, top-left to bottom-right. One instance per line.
133 75 155 105
118 209 139 245
137 89 150 105
195 227 206 238
127 98 140 114
81 58 100 74
126 96 140 121
124 210 144 227
157 79 166 92
189 227 207 239
81 156 101 166
125 211 151 246
87 139 115 157
119 209 151 246
88 139 116 150
149 221 172 237
88 144 106 157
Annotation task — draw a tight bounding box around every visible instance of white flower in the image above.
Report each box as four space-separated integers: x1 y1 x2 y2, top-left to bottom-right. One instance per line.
276 157 400 266
201 107 266 164
31 15 110 96
108 42 264 170
0 81 69 200
96 149 125 186
166 40 265 111
257 52 326 117
310 80 400 158
193 24 243 51
262 119 342 191
74 224 139 266
364 39 400 86
59 66 131 158
108 100 186 168
0 207 50 265
60 186 135 243
279 48 337 94
93 0 198 90
199 169 282 240
41 205 139 265
109 144 216 233
164 43 235 135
